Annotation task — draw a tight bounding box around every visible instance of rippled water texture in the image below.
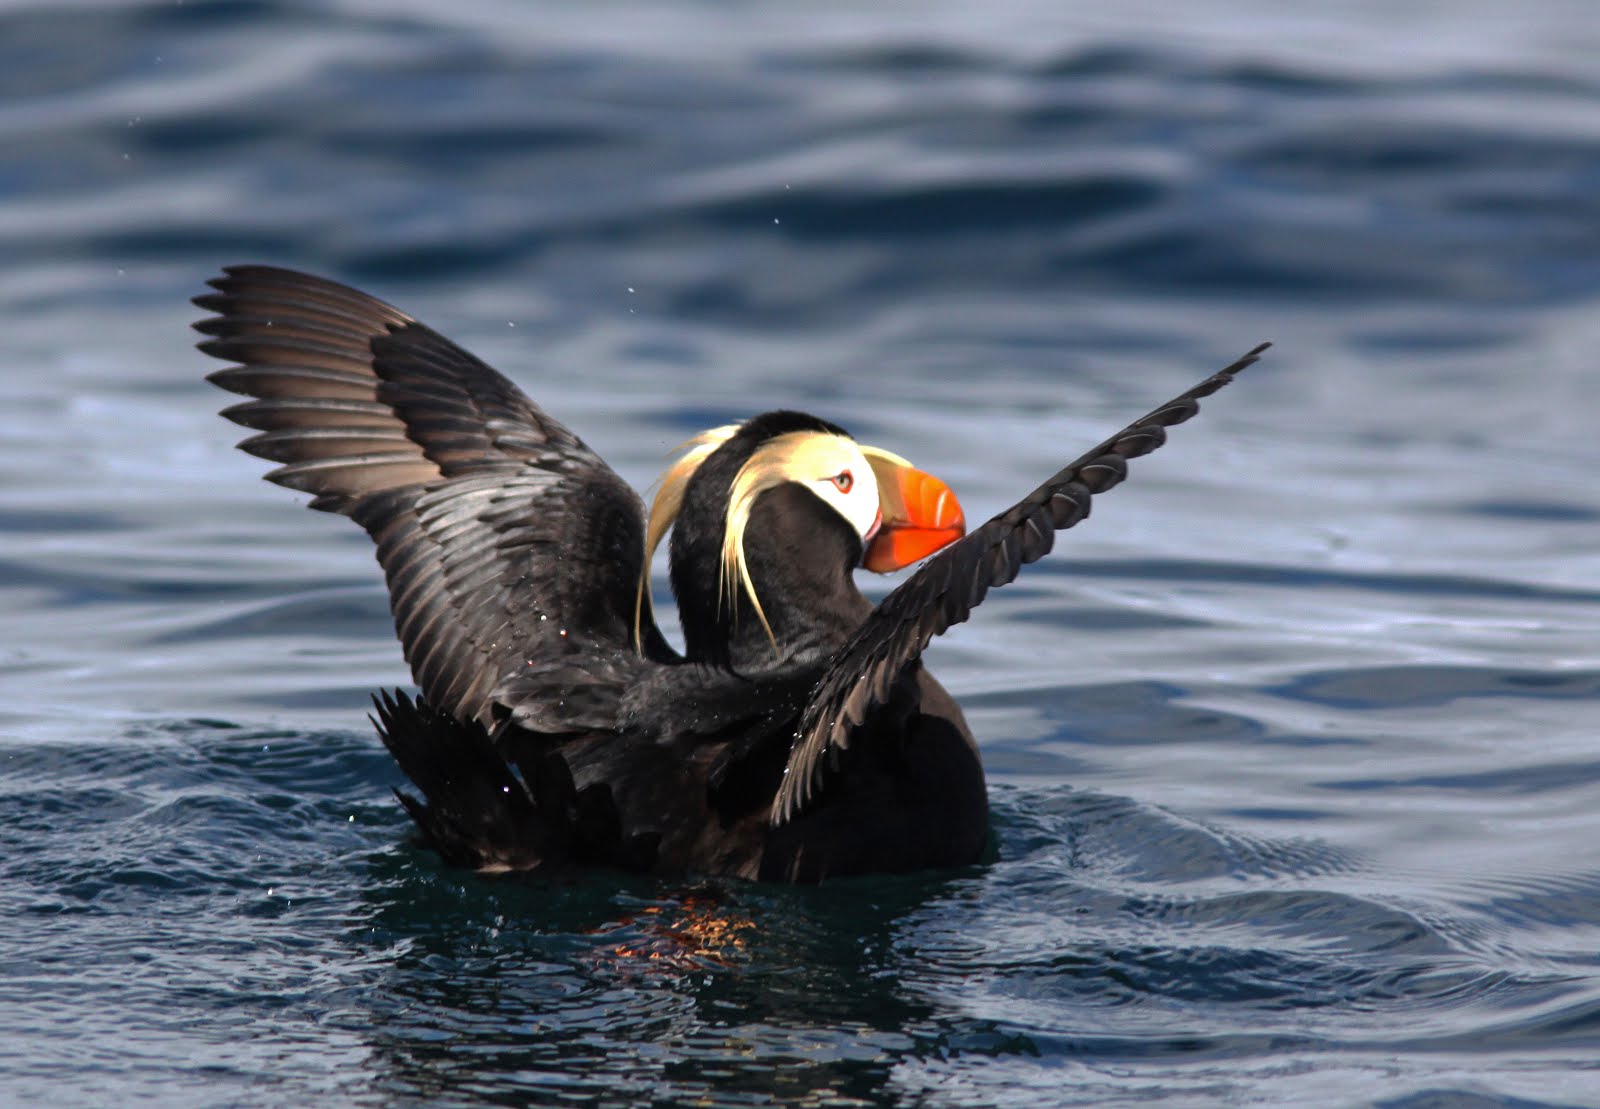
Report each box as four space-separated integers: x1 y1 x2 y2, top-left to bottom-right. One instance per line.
3 2 1600 1105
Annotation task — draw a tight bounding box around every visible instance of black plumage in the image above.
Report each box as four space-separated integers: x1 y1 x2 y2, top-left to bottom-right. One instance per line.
198 265 1265 882
771 342 1269 825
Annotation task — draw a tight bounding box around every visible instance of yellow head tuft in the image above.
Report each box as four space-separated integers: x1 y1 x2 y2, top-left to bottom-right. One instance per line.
633 424 741 651
720 432 879 650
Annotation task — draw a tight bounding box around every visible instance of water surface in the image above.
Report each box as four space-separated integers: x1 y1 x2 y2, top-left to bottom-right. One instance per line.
3 2 1600 1105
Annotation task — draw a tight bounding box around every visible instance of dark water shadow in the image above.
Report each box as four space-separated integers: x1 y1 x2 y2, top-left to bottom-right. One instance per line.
343 853 985 1106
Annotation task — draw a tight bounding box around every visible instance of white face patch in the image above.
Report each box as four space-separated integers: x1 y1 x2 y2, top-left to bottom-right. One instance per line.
798 437 882 543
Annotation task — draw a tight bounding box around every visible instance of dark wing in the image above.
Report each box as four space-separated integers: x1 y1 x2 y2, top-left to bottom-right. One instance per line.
773 342 1270 824
196 265 675 728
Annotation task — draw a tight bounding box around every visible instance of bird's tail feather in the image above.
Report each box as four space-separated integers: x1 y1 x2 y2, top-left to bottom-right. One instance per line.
371 689 617 873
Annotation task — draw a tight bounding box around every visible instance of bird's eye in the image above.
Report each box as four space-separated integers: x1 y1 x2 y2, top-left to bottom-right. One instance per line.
831 470 854 493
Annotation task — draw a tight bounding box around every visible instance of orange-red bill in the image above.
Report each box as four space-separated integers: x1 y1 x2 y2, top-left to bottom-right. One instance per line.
862 461 965 572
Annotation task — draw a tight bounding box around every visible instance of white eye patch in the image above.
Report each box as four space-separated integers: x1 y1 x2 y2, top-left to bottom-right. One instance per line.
802 442 880 542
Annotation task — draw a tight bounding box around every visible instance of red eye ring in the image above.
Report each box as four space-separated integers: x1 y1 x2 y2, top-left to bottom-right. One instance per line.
832 470 854 493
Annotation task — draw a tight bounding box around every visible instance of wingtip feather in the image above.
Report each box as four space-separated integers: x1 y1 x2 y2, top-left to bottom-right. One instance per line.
773 340 1274 826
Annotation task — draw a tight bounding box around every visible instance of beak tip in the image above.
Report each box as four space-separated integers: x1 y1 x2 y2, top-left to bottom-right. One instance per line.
860 458 966 572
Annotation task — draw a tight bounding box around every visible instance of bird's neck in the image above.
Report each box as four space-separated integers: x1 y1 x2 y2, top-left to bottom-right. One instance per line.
672 484 870 673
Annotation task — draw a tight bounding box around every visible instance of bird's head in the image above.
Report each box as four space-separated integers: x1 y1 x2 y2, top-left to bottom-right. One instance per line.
636 412 965 662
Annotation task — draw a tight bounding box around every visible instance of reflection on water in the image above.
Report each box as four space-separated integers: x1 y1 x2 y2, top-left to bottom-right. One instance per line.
3 1 1600 1106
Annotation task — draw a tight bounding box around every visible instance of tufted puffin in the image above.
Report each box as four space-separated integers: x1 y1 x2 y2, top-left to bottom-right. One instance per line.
196 266 1266 883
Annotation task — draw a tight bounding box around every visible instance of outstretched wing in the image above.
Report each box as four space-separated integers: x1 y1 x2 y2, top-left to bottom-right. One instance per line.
196 265 675 728
773 343 1270 824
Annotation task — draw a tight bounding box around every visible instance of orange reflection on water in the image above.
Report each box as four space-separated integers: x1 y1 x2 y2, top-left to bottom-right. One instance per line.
599 892 755 969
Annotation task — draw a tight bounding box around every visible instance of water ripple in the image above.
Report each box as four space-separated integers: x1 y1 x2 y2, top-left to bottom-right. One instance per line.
5 2 1600 1105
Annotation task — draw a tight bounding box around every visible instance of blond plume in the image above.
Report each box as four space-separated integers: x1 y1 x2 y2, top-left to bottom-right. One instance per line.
633 424 741 650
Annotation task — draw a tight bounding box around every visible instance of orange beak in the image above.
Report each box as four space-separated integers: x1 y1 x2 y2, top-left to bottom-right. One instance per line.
861 457 966 572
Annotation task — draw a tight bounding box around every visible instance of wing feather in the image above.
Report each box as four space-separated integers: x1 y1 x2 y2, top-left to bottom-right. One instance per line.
198 265 674 726
773 343 1270 824
209 363 380 400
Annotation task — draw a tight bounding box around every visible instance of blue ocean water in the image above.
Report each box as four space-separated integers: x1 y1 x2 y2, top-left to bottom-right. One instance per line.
3 1 1600 1105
